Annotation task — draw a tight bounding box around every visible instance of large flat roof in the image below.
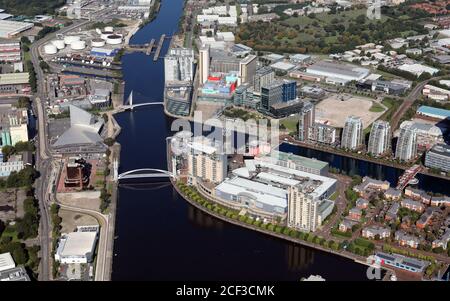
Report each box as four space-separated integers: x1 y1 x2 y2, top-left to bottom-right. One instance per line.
417 105 450 119
264 150 328 171
0 72 29 85
0 20 33 38
0 252 15 272
216 176 287 208
306 60 369 80
59 231 97 257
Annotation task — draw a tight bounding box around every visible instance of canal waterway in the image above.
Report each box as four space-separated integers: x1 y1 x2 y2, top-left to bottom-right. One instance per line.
110 0 448 281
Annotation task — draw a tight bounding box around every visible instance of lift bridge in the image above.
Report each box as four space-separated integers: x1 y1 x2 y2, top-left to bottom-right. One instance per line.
113 159 174 182
120 90 164 111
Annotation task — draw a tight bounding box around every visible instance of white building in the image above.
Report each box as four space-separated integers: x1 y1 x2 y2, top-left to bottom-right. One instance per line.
214 154 335 221
199 45 210 84
164 48 194 83
306 61 370 84
397 64 439 77
55 226 99 264
288 185 334 232
0 252 15 272
367 120 391 156
341 116 363 150
0 156 24 177
395 125 418 161
0 20 33 38
187 136 227 185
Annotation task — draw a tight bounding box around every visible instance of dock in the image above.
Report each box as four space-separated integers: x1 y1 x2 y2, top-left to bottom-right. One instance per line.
153 34 165 61
146 38 155 55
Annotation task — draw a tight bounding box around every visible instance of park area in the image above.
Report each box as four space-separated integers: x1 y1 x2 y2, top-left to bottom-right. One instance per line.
235 5 427 54
315 94 386 129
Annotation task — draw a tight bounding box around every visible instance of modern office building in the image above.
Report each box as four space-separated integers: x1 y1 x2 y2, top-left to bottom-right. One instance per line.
210 49 241 73
238 54 257 86
260 80 297 111
55 226 99 264
395 125 418 161
298 101 315 142
367 120 391 156
341 116 363 150
260 81 283 111
165 82 192 117
187 136 227 184
164 48 194 83
425 143 450 172
214 153 335 220
199 45 210 84
282 80 297 102
288 185 335 232
253 66 275 94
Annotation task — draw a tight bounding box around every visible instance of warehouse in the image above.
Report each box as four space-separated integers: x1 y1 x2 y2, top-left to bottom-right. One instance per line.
0 72 30 94
417 105 450 120
306 60 370 84
0 40 21 62
0 20 34 38
55 226 99 264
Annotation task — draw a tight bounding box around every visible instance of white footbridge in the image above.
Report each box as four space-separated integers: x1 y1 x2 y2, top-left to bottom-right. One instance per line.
120 90 164 110
113 159 174 182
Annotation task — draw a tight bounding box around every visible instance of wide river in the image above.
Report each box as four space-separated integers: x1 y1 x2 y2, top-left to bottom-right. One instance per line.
110 0 447 281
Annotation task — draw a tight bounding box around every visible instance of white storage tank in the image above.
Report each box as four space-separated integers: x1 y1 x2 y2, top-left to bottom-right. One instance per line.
44 44 57 55
64 35 80 45
91 38 106 47
106 34 122 45
70 40 86 50
104 26 114 33
51 39 65 50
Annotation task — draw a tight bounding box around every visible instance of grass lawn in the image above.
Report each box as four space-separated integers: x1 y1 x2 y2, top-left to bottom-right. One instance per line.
1 225 20 242
280 116 298 132
369 102 385 113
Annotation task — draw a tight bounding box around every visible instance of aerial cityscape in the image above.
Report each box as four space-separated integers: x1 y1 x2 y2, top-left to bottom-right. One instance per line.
0 0 450 285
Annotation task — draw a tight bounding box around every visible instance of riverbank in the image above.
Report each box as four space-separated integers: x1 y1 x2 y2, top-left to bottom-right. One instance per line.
171 179 373 271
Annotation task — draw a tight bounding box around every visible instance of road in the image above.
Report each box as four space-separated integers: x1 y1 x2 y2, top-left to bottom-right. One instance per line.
390 75 448 131
30 19 91 281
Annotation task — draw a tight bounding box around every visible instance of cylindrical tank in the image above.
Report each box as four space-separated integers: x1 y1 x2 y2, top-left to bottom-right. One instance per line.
64 35 80 45
104 26 114 33
91 38 105 47
44 44 58 54
106 34 122 45
51 39 65 50
70 40 86 50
